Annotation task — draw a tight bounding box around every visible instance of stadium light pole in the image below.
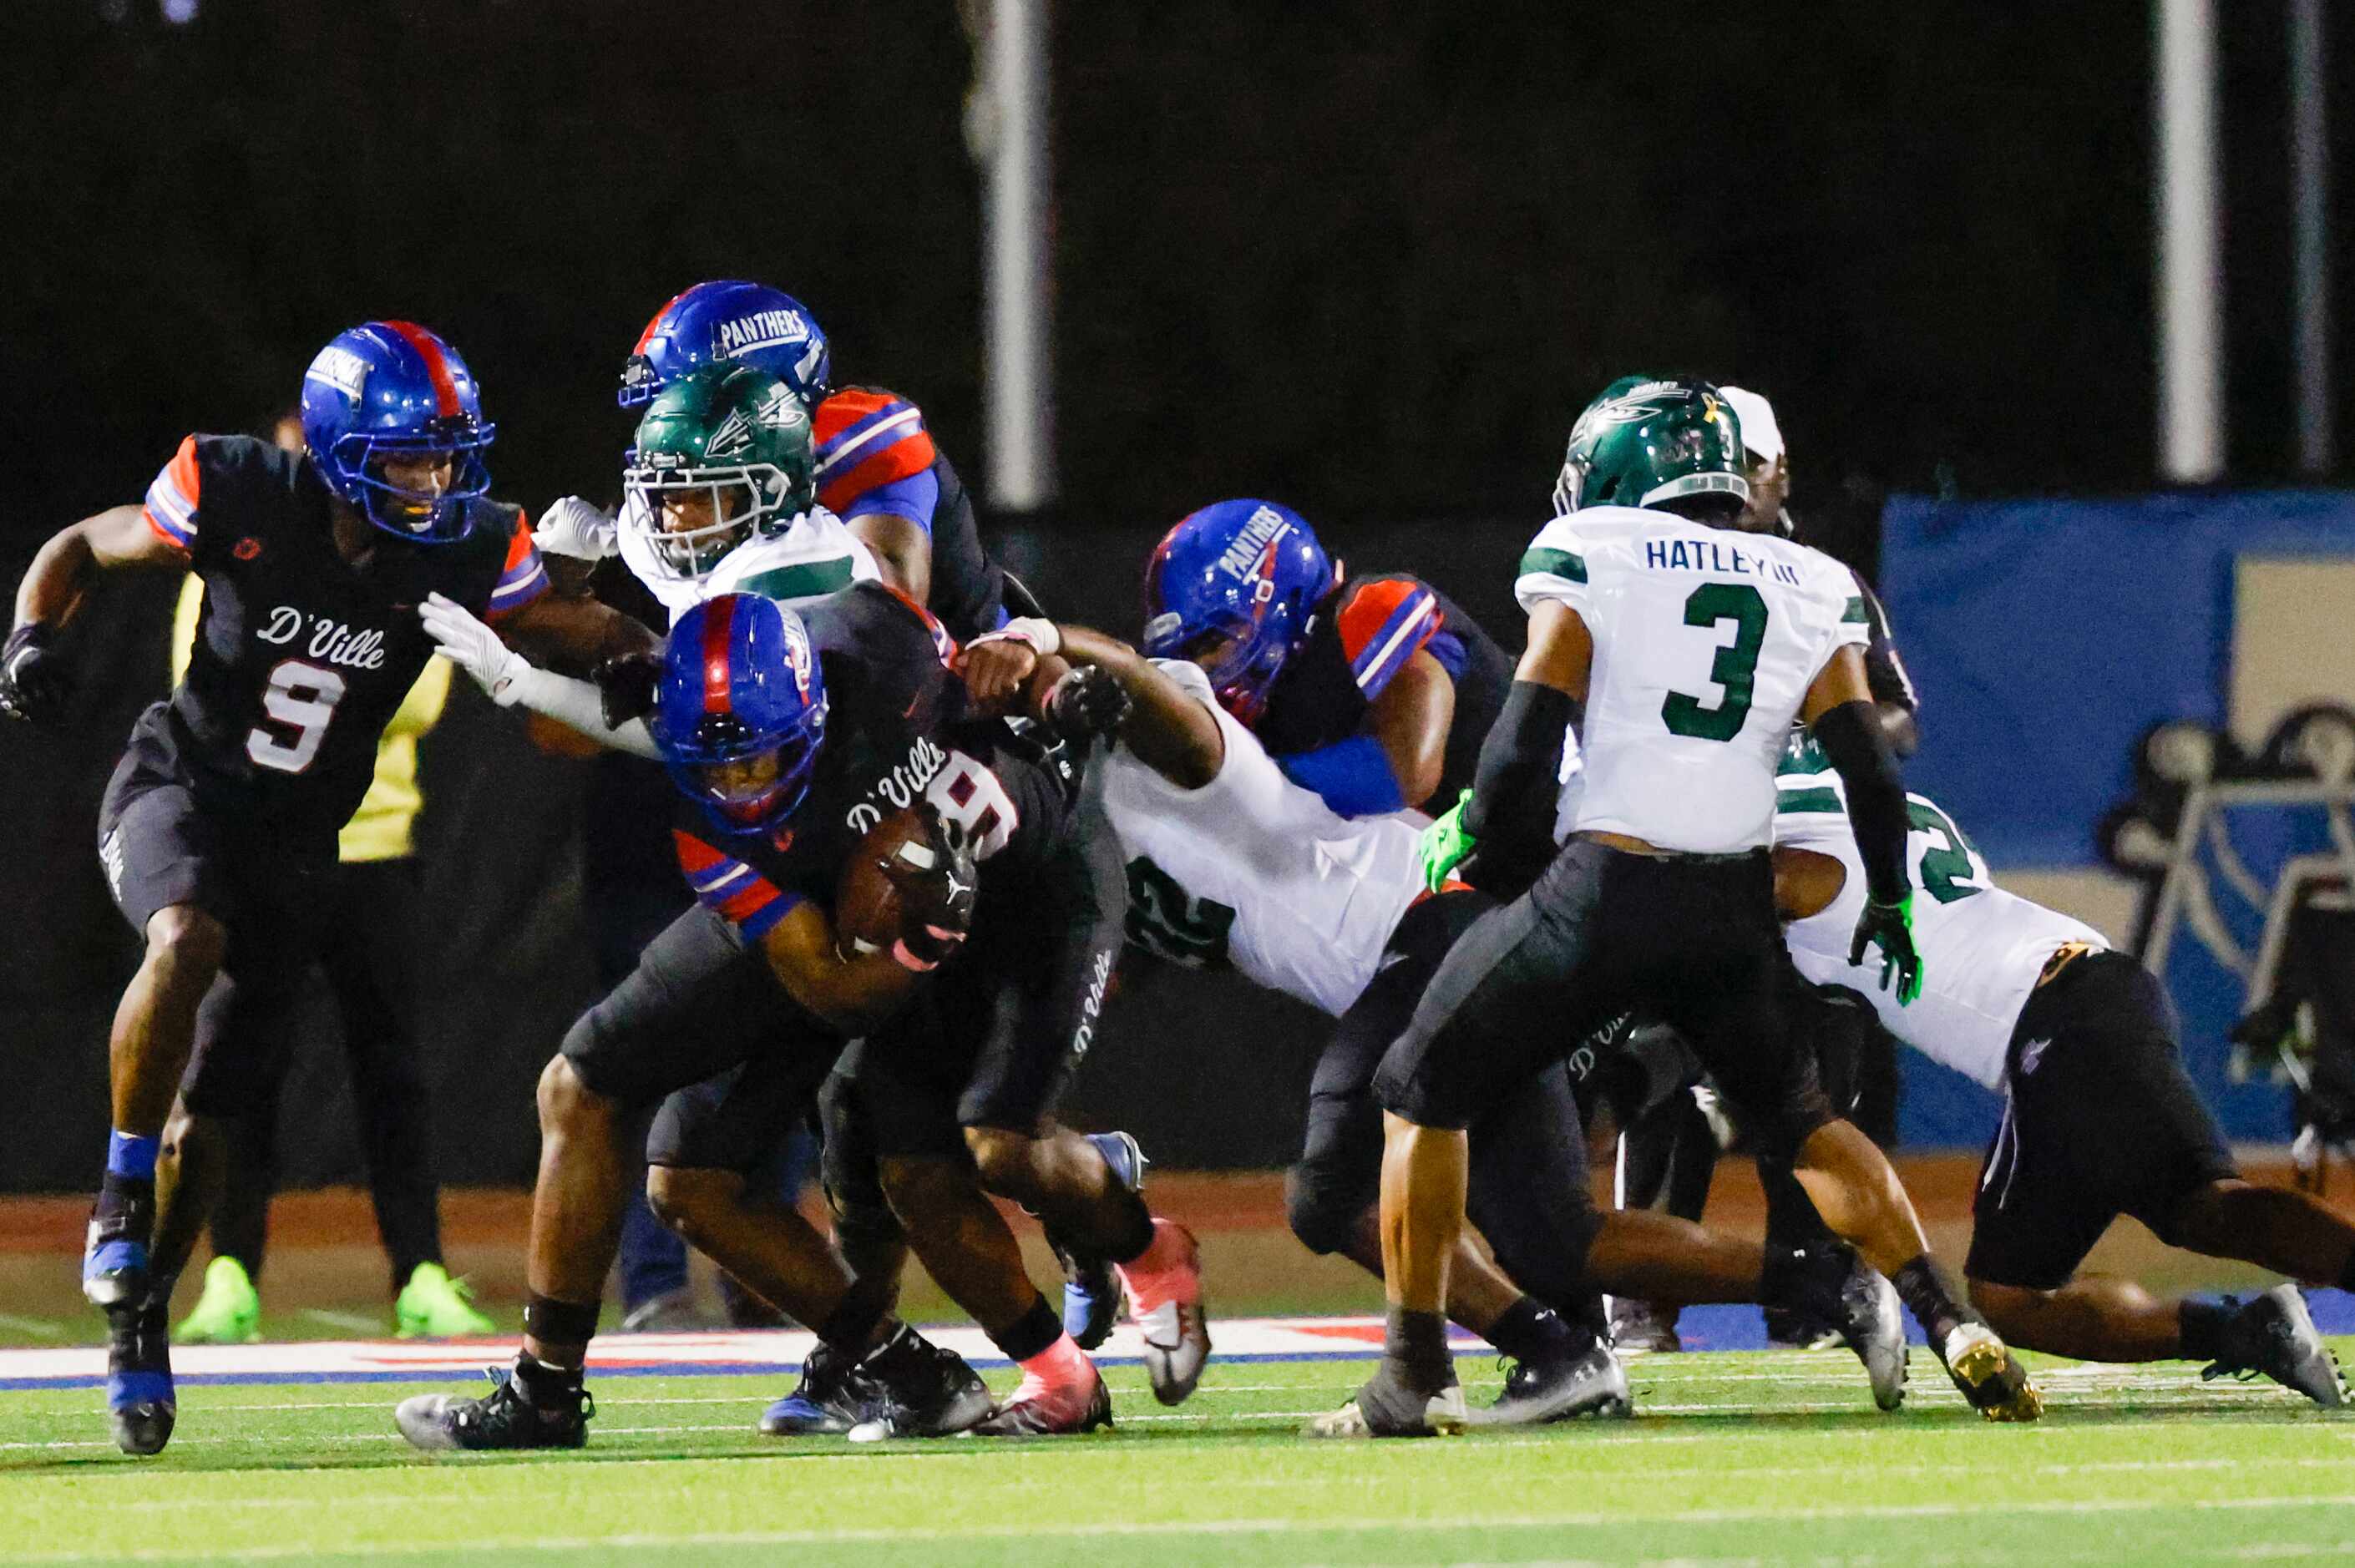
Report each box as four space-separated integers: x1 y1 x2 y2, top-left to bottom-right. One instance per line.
2155 0 2226 483
967 0 1055 513
2289 0 2333 475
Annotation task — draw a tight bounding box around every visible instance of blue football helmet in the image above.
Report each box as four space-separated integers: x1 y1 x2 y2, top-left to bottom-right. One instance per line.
652 593 829 837
619 281 833 408
1141 499 1335 726
300 321 496 544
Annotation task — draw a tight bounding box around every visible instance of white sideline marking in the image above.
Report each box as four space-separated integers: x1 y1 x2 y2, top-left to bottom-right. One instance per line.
0 1316 65 1341
6 1494 2355 1563
298 1310 383 1334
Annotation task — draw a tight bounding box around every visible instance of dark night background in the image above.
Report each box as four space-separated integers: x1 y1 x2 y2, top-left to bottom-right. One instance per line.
0 1 2349 1188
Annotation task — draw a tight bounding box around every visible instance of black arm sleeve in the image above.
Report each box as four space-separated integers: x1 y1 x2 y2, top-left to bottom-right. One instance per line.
1811 698 1910 906
1463 678 1576 864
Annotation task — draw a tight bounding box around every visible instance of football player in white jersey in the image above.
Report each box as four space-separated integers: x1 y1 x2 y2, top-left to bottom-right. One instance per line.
1329 377 2036 1437
1773 745 2350 1404
960 582 1907 1424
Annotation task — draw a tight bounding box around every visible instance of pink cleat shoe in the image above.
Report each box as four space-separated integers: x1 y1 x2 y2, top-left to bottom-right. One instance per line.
1116 1219 1211 1405
971 1360 1113 1435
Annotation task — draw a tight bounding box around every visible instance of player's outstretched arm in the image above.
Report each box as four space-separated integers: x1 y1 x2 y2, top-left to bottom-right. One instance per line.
1802 645 1922 1003
3 504 181 725
756 899 923 1036
960 619 1225 788
417 594 661 758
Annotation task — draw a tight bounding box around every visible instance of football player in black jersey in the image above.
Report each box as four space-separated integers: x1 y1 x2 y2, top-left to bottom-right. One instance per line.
397 584 1193 1446
1 322 647 1457
1142 500 1513 822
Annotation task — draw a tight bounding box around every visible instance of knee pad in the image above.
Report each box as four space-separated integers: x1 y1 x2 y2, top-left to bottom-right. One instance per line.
1284 1162 1369 1257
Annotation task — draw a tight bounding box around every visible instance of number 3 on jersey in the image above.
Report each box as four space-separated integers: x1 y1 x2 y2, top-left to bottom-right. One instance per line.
246 660 347 774
1661 583 1767 742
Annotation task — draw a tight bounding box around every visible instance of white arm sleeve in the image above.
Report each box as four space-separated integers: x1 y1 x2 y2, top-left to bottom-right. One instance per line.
503 666 662 759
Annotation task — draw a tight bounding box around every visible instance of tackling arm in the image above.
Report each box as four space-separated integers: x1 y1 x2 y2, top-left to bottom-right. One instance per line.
498 590 660 677
1358 650 1455 809
958 619 1225 788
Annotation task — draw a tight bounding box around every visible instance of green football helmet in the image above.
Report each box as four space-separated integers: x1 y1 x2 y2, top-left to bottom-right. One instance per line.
623 363 817 580
1550 377 1751 522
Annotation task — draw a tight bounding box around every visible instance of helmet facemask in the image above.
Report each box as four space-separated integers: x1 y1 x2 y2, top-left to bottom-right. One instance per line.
667 710 823 833
622 456 799 582
331 418 495 544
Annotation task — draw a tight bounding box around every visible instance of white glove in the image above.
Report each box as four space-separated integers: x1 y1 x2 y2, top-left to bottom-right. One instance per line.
534 496 619 562
419 592 529 705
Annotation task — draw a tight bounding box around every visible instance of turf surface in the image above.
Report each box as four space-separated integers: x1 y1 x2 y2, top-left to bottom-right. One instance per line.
3 1343 2350 1565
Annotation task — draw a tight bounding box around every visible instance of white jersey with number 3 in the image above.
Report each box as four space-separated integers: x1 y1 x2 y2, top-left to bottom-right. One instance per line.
1517 505 1868 852
1097 659 1426 1019
1773 767 2105 1090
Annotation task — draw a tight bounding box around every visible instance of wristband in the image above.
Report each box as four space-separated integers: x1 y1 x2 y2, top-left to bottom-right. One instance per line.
976 616 1061 657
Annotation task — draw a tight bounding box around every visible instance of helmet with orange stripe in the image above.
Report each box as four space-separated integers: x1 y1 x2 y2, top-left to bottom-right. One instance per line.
299 321 496 544
651 594 830 837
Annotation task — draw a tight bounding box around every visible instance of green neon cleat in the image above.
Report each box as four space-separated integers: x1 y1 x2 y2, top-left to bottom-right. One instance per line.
395 1263 497 1339
174 1255 261 1345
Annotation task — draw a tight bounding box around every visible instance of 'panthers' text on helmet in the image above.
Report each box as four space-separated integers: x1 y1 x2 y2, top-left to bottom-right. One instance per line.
619 281 833 408
300 321 496 544
1141 499 1335 726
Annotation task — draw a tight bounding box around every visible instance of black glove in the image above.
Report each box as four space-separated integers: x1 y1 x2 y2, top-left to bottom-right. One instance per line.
0 625 71 726
890 810 980 968
1849 895 1923 1005
593 650 665 729
1042 664 1131 744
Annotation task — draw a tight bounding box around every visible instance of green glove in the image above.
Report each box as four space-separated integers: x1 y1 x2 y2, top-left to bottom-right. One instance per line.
1420 789 1476 895
1850 893 1924 1006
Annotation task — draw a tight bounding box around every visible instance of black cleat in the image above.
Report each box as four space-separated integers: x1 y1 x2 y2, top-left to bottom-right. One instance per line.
394 1363 593 1452
105 1298 175 1457
1479 1343 1632 1425
759 1340 864 1435
845 1327 993 1439
1935 1322 2042 1422
2204 1286 2345 1408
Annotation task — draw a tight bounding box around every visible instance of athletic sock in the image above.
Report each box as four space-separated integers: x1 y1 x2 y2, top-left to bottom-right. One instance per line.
990 1295 1066 1366
97 1131 160 1222
510 1353 585 1409
1486 1297 1583 1363
1891 1253 1977 1348
817 1274 894 1353
2179 1296 2236 1361
1015 1332 1094 1390
1384 1305 1456 1391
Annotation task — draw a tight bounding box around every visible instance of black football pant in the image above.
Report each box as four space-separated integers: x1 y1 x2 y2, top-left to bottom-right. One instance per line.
1289 890 1604 1328
203 857 445 1297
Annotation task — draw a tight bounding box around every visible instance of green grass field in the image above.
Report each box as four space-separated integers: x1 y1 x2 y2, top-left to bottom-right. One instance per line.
4 1345 2352 1566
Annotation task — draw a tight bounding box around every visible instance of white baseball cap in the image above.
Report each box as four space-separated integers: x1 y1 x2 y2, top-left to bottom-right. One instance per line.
1719 385 1784 466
